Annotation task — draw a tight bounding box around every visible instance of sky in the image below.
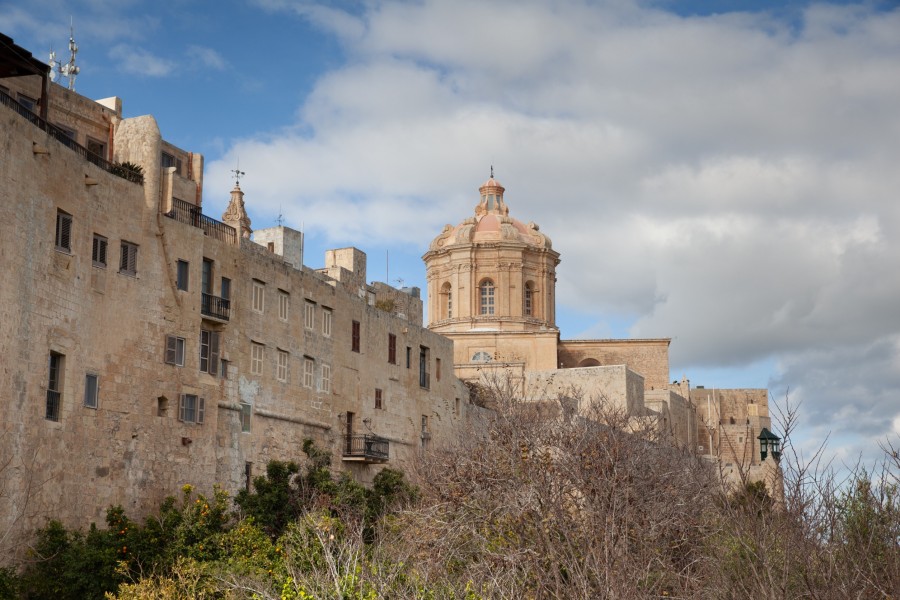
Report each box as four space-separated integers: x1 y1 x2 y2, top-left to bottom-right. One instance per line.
3 0 899 477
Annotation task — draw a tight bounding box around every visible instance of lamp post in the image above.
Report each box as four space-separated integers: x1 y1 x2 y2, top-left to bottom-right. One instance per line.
757 427 781 462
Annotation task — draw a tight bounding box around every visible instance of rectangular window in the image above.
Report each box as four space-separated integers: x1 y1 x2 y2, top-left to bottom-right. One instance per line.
375 388 383 410
92 234 107 267
304 300 316 329
303 357 315 388
18 94 36 113
202 258 213 295
84 373 99 409
276 349 289 382
406 346 412 369
436 357 442 382
320 364 331 393
165 335 185 366
176 260 189 291
279 291 290 321
161 151 182 175
119 241 138 276
250 342 264 376
179 394 205 424
240 403 252 433
47 352 63 421
252 280 265 313
388 334 397 364
351 320 360 353
419 346 430 389
55 210 72 252
86 137 106 159
200 329 220 375
322 308 332 337
221 277 231 301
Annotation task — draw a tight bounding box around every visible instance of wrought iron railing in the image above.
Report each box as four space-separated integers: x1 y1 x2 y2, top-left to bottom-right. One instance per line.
46 390 61 421
0 89 143 184
165 198 237 244
343 435 389 462
201 292 231 321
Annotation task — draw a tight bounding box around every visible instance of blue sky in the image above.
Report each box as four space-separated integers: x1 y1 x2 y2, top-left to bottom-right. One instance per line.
3 0 899 475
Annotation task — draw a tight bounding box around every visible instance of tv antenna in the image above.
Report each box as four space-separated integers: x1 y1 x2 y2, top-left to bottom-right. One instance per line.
276 205 284 226
49 18 81 91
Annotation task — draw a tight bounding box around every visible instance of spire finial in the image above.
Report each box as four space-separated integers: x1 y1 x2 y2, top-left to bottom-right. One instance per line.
490 165 494 179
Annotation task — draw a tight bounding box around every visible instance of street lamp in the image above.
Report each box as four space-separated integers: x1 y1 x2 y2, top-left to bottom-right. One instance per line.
757 428 781 462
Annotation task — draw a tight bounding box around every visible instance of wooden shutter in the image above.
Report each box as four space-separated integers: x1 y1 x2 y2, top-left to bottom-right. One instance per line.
165 336 178 364
209 332 219 376
197 397 205 424
178 394 186 422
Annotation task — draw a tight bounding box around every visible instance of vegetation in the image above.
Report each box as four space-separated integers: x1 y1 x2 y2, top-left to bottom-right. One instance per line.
3 386 899 598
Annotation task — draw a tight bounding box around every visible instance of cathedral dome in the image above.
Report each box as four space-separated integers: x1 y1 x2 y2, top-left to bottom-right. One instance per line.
429 175 553 251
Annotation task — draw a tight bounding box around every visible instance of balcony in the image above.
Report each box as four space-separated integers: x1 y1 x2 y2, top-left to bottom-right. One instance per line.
0 89 143 184
165 198 236 245
342 434 389 463
201 292 230 321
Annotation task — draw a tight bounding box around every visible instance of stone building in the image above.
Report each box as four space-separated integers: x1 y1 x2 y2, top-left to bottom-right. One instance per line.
423 174 777 484
0 35 473 551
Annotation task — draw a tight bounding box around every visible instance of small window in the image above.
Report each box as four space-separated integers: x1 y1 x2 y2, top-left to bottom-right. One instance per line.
351 320 360 353
278 291 290 321
276 349 289 382
157 396 168 417
84 373 99 409
419 346 430 389
86 137 106 160
221 277 231 301
161 151 181 175
240 402 252 433
55 210 72 252
322 308 332 337
388 333 397 364
252 280 265 313
18 94 36 113
92 234 108 267
176 260 189 291
250 342 264 376
119 241 138 276
303 357 315 388
524 282 534 317
304 300 316 330
455 397 460 416
320 364 331 393
179 394 205 424
200 329 220 375
165 335 185 366
436 357 442 382
406 346 411 369
375 388 383 410
267 242 275 253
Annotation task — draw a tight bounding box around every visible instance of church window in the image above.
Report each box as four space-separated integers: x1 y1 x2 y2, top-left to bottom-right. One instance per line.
524 282 534 317
441 282 452 320
472 351 492 363
479 280 495 315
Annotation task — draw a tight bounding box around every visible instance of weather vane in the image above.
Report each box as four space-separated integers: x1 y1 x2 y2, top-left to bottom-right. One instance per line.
490 165 494 178
231 159 245 186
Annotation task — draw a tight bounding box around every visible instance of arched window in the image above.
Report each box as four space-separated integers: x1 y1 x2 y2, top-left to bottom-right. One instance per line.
472 351 493 363
524 281 534 317
479 280 495 315
440 282 452 319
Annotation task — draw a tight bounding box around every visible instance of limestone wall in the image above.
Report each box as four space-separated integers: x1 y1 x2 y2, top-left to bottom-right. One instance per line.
525 365 644 416
557 338 671 391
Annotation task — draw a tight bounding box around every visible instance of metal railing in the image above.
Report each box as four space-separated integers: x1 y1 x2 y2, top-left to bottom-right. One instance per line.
343 435 389 462
165 198 237 244
46 390 61 421
201 292 231 321
0 89 143 184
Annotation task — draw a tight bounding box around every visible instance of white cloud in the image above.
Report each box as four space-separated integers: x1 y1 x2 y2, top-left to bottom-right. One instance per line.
186 45 227 71
108 44 175 77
